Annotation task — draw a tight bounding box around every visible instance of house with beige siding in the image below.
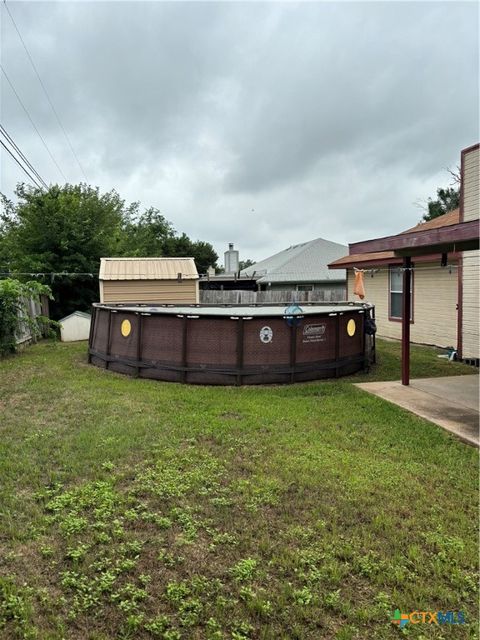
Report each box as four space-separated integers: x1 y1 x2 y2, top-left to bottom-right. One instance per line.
99 257 199 304
329 143 479 361
459 143 479 361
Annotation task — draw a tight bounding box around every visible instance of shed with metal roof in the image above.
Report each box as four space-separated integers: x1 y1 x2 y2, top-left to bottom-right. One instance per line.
99 257 199 304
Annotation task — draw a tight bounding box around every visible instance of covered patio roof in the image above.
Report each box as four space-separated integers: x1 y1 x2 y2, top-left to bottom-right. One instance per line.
328 159 479 388
328 209 468 269
349 218 478 257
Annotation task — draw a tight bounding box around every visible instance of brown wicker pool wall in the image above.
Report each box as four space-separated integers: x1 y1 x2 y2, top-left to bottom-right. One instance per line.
88 304 372 385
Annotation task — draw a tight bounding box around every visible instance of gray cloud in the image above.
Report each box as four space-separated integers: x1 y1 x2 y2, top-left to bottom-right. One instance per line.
1 1 478 262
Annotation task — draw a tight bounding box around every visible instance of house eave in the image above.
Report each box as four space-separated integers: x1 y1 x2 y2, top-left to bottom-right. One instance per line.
349 219 479 256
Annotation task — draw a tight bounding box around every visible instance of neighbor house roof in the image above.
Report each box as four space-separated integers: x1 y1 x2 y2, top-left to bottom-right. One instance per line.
400 208 459 234
99 257 199 280
241 237 348 284
329 209 461 269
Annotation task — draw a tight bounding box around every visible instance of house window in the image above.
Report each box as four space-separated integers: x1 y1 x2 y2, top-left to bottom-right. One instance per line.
297 284 314 292
389 266 413 321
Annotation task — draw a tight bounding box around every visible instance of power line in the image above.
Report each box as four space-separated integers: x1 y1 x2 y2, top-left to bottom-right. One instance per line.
0 264 472 280
0 123 49 189
0 64 68 182
0 139 43 189
2 0 89 182
0 272 97 276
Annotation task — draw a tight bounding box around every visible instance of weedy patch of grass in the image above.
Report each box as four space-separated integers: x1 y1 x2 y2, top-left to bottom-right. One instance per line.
0 339 477 639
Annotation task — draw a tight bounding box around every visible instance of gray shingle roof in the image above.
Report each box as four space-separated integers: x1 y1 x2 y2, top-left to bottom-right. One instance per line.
241 237 347 284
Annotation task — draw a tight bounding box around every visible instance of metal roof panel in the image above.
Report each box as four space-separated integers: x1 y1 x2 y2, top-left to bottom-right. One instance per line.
99 257 199 281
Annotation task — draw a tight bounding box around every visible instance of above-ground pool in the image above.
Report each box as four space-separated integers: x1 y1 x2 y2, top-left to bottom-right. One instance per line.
88 302 375 385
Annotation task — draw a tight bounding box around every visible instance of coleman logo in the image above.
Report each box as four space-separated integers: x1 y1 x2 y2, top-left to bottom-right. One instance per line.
303 324 326 337
302 323 327 344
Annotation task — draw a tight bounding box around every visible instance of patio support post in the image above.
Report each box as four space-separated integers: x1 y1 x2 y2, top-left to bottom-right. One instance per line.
401 256 412 386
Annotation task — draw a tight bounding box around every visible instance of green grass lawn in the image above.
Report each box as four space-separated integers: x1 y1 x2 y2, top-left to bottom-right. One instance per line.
0 340 478 640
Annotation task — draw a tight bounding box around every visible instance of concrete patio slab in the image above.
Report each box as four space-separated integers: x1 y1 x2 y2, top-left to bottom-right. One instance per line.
355 375 479 447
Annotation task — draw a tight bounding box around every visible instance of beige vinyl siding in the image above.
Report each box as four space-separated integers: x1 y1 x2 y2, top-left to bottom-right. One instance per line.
463 147 479 222
461 147 479 357
346 263 458 347
101 280 199 304
461 250 479 358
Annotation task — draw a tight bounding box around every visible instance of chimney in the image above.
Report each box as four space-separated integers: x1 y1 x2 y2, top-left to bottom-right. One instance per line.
224 242 239 274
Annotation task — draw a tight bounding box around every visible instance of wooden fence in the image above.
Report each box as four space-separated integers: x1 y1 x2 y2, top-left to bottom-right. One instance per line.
15 295 50 345
199 288 346 305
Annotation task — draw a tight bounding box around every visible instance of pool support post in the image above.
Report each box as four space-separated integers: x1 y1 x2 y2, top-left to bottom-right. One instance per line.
290 323 297 383
236 317 244 386
181 316 188 383
334 313 340 378
105 309 113 370
135 313 143 378
87 306 96 363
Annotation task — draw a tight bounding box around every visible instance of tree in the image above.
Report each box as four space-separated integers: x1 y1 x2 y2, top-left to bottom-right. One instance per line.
165 238 218 275
1 183 219 317
0 183 127 319
120 206 176 256
423 186 460 222
239 259 255 271
120 210 218 275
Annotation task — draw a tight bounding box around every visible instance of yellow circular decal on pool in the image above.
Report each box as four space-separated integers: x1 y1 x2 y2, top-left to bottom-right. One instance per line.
347 319 356 337
121 319 131 337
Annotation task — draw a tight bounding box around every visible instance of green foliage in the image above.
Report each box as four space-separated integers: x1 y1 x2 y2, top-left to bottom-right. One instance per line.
1 184 218 319
120 206 176 257
423 186 460 221
230 558 257 583
121 207 218 274
238 259 255 271
293 586 314 606
0 577 36 639
0 278 53 356
0 184 127 319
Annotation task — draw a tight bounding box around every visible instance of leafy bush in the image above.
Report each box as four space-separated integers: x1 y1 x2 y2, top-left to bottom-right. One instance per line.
0 278 54 356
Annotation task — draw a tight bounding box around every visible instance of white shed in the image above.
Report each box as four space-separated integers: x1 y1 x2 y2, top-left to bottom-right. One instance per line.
59 311 91 342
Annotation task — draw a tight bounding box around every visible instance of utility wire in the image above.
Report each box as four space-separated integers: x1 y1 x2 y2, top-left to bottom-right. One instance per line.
1 64 68 182
0 264 472 279
0 138 43 189
2 0 89 182
0 123 49 189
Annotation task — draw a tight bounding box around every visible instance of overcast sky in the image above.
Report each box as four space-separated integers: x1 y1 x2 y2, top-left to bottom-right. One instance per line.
1 1 478 264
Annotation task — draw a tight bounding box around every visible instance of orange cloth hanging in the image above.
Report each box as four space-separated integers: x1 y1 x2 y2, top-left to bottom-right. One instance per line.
353 269 365 299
